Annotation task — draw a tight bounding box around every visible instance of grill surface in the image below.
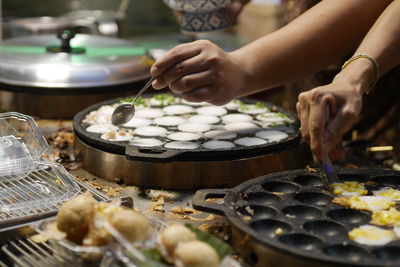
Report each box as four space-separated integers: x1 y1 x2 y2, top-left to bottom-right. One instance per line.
193 168 400 267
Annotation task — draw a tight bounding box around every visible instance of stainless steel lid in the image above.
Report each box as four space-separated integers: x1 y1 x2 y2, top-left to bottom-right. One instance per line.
0 32 151 89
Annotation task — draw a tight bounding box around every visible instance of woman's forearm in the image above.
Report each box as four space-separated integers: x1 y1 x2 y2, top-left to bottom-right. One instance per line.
357 0 400 75
296 0 400 162
232 0 392 97
334 0 400 96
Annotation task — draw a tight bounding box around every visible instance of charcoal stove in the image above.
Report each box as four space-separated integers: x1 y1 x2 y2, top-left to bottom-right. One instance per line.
193 168 400 267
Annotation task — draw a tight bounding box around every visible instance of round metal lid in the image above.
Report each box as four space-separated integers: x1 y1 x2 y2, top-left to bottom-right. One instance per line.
0 33 151 89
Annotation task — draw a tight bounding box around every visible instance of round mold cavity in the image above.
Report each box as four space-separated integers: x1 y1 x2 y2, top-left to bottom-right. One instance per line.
279 233 323 251
250 219 292 238
327 208 371 225
240 192 281 205
249 252 259 265
373 247 400 262
324 244 369 262
293 175 324 187
236 205 278 221
338 173 368 183
262 181 300 194
372 175 400 186
303 220 347 238
282 205 323 220
294 192 332 206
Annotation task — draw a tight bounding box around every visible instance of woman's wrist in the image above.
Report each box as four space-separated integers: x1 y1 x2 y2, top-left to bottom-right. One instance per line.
229 49 255 97
333 57 377 96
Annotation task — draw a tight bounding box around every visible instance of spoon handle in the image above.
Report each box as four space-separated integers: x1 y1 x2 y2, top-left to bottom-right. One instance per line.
321 105 339 189
133 76 156 104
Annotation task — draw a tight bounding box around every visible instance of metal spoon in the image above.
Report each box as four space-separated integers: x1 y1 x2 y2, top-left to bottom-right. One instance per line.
111 76 155 126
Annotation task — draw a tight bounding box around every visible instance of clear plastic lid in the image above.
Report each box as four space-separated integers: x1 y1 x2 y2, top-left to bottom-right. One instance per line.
0 112 48 176
0 112 81 226
0 162 80 215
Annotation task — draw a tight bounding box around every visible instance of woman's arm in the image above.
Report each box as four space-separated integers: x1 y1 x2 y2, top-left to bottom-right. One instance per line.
297 0 400 162
151 0 392 104
233 0 392 95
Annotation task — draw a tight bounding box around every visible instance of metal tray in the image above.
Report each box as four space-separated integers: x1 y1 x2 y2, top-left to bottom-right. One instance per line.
193 168 400 267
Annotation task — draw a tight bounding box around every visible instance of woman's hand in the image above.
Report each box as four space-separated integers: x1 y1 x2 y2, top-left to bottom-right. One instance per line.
150 40 247 105
296 80 364 162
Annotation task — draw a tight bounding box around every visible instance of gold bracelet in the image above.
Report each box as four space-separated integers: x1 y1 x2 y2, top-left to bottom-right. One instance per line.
341 54 379 95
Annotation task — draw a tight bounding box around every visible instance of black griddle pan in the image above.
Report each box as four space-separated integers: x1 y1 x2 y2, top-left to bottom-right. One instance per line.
193 168 400 266
73 95 301 163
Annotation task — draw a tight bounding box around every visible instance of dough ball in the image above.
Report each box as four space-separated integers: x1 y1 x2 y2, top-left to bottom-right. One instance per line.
82 222 110 247
109 209 150 242
57 192 96 244
158 224 197 258
174 240 219 267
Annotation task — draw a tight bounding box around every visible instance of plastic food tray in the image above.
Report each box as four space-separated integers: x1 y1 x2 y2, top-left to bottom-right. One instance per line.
0 112 80 229
35 215 240 266
34 215 167 265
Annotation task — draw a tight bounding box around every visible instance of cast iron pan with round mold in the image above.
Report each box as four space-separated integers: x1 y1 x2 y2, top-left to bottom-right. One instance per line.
193 168 400 267
73 95 300 162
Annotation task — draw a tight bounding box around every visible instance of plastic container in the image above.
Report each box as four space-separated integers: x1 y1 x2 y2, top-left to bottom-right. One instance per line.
35 216 242 266
111 220 242 267
34 218 107 265
34 215 167 265
0 112 48 175
0 112 80 219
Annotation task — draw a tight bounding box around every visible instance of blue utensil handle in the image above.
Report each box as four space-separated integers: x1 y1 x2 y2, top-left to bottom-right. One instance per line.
322 153 340 183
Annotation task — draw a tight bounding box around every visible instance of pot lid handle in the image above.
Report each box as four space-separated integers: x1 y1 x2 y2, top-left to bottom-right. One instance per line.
46 30 86 54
